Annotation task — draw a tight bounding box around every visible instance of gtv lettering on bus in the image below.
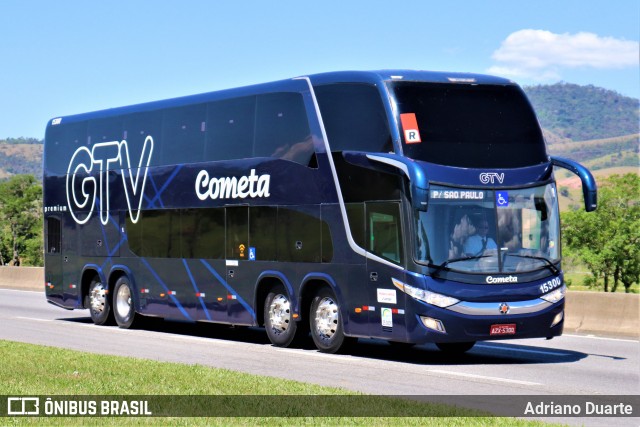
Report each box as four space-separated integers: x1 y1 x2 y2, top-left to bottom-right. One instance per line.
195 169 271 201
66 137 153 225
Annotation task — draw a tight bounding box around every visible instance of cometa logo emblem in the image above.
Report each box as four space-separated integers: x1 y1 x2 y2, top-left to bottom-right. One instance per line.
499 302 510 315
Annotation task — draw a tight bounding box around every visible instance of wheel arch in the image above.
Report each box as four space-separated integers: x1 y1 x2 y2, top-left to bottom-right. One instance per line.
254 271 295 327
109 265 139 312
300 273 346 330
80 265 106 309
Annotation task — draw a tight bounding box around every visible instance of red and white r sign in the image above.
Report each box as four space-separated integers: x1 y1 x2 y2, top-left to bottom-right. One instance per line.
400 113 422 144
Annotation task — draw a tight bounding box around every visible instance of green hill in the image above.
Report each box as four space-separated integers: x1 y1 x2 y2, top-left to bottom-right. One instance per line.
0 138 43 179
524 83 639 142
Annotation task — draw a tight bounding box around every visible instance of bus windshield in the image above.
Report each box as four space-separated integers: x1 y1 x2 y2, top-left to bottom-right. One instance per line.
390 82 546 168
415 183 560 274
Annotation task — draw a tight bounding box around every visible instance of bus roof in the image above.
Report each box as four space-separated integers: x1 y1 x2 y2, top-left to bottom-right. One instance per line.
306 69 514 86
46 70 515 130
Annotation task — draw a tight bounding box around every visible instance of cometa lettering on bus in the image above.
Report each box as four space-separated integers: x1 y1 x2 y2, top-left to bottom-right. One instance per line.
195 169 271 201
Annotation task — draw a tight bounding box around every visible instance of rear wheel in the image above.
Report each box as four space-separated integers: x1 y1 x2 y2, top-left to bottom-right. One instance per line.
264 284 302 347
88 277 113 325
113 276 138 329
435 341 475 354
310 287 349 353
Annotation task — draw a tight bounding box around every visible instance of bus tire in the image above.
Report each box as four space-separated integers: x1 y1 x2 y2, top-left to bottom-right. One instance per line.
88 276 113 326
435 341 475 354
264 284 299 347
113 276 138 329
309 287 348 353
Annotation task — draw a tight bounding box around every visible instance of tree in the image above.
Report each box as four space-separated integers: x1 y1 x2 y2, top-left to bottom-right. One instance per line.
0 175 43 266
562 174 640 292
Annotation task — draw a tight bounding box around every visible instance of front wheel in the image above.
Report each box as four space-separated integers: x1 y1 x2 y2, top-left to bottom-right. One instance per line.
310 288 349 353
435 341 476 354
113 276 138 329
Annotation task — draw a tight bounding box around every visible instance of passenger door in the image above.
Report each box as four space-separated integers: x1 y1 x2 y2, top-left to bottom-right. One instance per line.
225 206 254 325
365 201 407 341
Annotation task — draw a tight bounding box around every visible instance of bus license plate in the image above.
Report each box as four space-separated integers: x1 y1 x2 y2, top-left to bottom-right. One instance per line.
490 323 516 336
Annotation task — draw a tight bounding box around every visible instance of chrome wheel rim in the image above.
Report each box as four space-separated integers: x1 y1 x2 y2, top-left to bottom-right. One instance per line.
314 297 338 339
268 294 291 333
115 283 131 319
90 283 107 314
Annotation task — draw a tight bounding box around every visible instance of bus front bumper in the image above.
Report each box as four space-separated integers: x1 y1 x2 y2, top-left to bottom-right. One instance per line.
408 298 565 344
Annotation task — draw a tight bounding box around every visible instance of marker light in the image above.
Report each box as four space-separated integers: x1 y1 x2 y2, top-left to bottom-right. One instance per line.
540 285 566 304
392 278 459 308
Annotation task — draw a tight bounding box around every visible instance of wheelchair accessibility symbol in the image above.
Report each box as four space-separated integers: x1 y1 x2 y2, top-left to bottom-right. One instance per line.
249 247 256 261
496 191 509 207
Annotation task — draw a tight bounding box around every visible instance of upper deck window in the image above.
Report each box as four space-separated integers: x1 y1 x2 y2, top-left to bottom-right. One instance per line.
45 91 315 175
314 84 392 153
390 82 547 168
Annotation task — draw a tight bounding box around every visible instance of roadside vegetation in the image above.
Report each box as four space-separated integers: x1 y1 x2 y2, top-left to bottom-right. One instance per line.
0 340 552 426
562 174 639 293
0 174 42 266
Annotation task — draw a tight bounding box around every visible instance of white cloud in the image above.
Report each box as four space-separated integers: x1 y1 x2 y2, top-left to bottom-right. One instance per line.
487 29 639 81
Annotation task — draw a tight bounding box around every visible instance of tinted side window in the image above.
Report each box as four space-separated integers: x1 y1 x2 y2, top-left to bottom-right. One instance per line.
254 92 314 166
88 117 123 148
139 210 180 258
277 207 321 263
249 206 278 261
162 104 206 164
182 208 225 259
332 153 403 203
345 203 365 249
45 121 87 175
314 84 392 153
227 206 249 259
46 217 61 253
123 110 163 167
366 202 403 264
206 96 256 161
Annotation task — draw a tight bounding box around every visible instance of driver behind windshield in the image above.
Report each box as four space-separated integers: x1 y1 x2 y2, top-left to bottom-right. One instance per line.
463 217 497 256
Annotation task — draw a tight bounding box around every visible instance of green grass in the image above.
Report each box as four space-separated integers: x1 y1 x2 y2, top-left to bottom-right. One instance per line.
0 340 554 426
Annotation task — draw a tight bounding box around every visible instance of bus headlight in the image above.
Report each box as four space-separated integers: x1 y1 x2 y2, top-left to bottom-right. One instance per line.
540 285 566 304
392 278 459 308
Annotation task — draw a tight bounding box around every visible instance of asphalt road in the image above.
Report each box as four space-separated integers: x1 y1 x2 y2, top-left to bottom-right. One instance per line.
1 288 638 426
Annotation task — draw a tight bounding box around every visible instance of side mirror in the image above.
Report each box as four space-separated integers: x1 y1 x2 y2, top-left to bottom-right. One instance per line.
551 156 597 212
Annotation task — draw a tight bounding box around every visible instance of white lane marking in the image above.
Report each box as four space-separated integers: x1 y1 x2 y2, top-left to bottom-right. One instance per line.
427 369 542 386
14 316 52 322
563 333 639 343
275 347 352 360
0 288 42 294
76 323 241 347
474 343 573 357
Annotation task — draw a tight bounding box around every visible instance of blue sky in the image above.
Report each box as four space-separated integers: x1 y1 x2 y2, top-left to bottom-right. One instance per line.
1 0 638 139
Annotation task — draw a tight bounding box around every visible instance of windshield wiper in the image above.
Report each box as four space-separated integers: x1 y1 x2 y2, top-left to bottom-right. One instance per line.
506 254 560 275
431 255 492 275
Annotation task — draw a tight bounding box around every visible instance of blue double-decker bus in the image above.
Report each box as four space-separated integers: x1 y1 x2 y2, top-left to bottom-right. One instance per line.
43 70 597 353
